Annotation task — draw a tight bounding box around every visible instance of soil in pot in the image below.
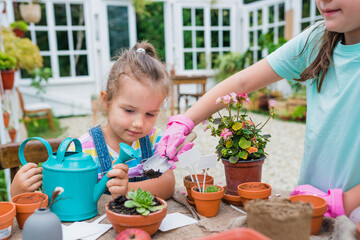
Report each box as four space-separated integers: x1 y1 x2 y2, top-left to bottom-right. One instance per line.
184 174 214 201
0 202 16 240
288 194 327 235
246 198 313 240
106 195 167 235
237 182 271 208
11 192 49 229
143 169 162 179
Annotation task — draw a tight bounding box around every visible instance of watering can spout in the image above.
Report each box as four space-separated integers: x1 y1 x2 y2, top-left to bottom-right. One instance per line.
93 143 138 202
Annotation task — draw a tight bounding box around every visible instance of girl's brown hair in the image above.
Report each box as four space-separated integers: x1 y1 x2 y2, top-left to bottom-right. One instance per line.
296 24 343 92
104 41 169 103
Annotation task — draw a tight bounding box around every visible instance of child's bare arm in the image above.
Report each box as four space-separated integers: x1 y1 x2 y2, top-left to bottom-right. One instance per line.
106 163 129 199
128 170 175 200
10 163 43 197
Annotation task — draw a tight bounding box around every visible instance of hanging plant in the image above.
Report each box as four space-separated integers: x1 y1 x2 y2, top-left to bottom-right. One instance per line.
132 0 152 16
19 1 42 24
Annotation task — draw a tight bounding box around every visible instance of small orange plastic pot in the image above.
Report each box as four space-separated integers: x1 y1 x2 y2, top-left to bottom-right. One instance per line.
196 227 270 240
223 186 242 206
11 192 49 229
184 174 214 201
356 222 360 240
191 185 224 218
288 194 327 235
0 202 16 240
237 182 271 208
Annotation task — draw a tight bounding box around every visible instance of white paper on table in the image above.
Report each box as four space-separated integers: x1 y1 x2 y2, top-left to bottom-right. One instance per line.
197 154 217 170
62 222 112 240
177 147 201 168
159 212 198 231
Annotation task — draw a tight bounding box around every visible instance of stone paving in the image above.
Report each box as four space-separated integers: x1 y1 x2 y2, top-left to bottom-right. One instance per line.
59 109 306 192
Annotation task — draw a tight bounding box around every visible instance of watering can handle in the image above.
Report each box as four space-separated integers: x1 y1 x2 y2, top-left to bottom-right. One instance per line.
19 137 53 166
56 137 83 163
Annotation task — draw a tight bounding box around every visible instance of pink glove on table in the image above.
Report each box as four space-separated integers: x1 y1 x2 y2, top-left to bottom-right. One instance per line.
156 114 195 169
291 184 345 218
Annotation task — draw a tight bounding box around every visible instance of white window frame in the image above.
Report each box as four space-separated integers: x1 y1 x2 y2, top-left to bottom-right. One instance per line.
299 0 322 30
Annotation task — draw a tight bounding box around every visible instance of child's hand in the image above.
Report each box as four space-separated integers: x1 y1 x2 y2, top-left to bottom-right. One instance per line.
10 163 43 197
106 163 129 199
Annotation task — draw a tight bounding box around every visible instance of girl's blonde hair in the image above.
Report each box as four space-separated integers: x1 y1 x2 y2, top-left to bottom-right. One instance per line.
296 24 343 92
104 41 170 103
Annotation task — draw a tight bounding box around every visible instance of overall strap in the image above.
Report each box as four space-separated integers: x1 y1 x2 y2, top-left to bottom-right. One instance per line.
139 135 153 161
89 125 112 175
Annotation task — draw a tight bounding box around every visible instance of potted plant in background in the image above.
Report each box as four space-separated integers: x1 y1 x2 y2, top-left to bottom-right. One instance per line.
0 51 17 90
0 201 16 240
207 93 276 196
30 67 53 94
10 20 28 38
237 182 271 208
2 108 10 128
106 188 167 236
183 173 214 205
20 1 42 24
191 185 224 217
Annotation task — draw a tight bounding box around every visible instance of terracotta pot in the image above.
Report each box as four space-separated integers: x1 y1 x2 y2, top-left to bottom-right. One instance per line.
0 202 16 240
8 128 16 142
11 192 49 229
20 3 42 23
1 70 16 90
222 157 265 195
183 174 214 201
357 222 360 240
191 185 224 217
3 111 10 128
106 197 167 236
237 182 271 208
246 198 312 240
222 186 242 206
288 194 327 235
196 227 270 240
13 28 25 38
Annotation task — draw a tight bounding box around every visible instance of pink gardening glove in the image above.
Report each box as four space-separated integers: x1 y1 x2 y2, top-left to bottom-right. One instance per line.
291 184 345 218
156 114 195 169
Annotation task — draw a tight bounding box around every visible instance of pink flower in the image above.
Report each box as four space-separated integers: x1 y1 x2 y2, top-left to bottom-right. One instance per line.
269 100 277 107
230 92 238 102
220 128 232 140
223 95 231 104
239 93 250 103
215 97 222 104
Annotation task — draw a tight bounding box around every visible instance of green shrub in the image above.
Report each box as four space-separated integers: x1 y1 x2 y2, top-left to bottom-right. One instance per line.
0 51 17 70
10 20 28 31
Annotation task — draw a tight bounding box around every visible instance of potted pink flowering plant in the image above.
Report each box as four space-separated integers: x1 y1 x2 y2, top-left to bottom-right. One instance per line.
207 92 276 196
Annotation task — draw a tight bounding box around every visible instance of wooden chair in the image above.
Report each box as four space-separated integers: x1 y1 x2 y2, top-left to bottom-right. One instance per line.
0 138 63 182
16 87 55 132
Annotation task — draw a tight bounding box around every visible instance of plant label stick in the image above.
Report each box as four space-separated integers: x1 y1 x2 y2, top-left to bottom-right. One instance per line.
177 147 201 168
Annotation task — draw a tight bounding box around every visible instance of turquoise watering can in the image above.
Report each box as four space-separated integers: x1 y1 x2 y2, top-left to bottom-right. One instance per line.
19 137 138 221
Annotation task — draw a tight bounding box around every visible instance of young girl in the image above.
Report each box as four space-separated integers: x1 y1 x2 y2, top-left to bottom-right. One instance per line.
11 41 176 200
157 0 360 220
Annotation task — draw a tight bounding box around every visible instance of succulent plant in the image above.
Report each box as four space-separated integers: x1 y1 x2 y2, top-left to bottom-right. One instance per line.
124 188 164 216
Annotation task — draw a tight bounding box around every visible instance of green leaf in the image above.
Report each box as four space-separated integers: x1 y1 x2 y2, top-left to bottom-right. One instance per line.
225 141 233 148
127 191 136 200
239 151 248 159
124 200 135 208
239 137 251 149
232 122 242 131
229 156 239 163
136 207 146 213
142 210 150 216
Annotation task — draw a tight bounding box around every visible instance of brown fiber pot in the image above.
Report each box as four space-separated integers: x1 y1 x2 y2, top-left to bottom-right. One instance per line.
1 70 16 90
191 185 224 217
105 198 167 236
237 182 271 208
3 112 10 128
222 156 265 196
0 202 16 240
288 194 327 235
184 174 214 201
11 192 49 229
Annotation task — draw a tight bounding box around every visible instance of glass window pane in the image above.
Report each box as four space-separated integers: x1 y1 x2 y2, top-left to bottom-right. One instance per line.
73 31 87 50
183 8 191 26
36 3 47 26
42 56 51 68
211 9 218 26
12 2 21 21
211 31 219 48
56 31 69 50
195 8 204 26
184 52 193 70
279 3 285 21
257 50 262 61
211 52 219 69
223 31 230 47
74 55 88 76
196 52 206 69
249 11 253 27
257 9 262 26
301 21 310 30
36 31 49 51
107 6 129 58
269 6 274 23
183 31 192 48
58 55 71 77
316 7 321 16
257 30 262 46
196 31 204 48
20 69 31 79
71 4 85 26
249 31 254 47
279 25 284 38
223 9 230 26
24 31 31 40
54 4 67 26
302 0 310 18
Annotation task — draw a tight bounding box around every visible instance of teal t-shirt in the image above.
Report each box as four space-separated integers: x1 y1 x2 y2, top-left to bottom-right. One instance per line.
267 21 360 192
